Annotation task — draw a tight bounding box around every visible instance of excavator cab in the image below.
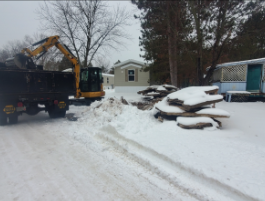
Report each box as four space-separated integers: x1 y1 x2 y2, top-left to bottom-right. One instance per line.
80 67 104 98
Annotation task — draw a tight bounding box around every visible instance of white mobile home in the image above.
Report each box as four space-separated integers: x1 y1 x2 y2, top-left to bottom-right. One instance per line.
113 59 149 93
102 73 114 89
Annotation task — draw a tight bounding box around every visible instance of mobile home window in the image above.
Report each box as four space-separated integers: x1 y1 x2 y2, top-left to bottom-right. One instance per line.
128 70 134 81
107 77 109 83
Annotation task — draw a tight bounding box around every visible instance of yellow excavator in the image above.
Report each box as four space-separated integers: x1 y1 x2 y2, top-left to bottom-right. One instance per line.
19 35 105 99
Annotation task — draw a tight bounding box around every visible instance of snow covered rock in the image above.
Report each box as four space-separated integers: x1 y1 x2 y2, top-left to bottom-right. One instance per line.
154 86 230 129
167 86 222 111
176 116 220 129
137 84 177 98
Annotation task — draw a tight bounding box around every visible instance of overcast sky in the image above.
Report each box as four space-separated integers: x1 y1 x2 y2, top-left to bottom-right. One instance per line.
0 1 144 66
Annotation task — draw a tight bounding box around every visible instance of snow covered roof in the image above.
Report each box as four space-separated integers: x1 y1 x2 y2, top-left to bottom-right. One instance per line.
113 59 146 69
102 73 114 77
212 57 265 70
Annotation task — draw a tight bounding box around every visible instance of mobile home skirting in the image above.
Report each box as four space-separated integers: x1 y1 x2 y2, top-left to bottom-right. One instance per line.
213 82 247 94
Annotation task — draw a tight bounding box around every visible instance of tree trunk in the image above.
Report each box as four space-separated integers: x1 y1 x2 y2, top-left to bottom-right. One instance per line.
189 0 203 85
167 1 178 87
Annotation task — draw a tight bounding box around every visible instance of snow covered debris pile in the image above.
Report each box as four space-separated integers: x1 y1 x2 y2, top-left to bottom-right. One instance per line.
77 97 126 127
155 86 230 129
138 85 178 98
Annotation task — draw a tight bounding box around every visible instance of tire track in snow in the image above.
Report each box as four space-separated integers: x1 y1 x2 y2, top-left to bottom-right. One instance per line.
98 125 261 201
1 115 185 201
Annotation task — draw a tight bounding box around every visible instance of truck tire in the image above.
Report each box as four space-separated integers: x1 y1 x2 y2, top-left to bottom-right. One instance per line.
48 109 66 118
9 115 18 124
57 110 66 118
0 116 7 126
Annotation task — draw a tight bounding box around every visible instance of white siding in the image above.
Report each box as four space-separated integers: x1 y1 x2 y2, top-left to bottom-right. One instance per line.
102 74 114 89
114 62 149 87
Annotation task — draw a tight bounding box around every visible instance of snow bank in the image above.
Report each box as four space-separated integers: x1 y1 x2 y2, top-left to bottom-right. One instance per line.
76 98 124 127
67 92 265 201
98 100 265 200
76 97 157 130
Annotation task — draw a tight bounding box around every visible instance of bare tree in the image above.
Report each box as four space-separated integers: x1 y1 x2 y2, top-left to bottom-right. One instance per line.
37 0 132 67
94 55 111 73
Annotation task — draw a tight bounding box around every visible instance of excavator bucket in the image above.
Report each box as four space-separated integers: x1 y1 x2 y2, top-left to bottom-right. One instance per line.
5 53 36 69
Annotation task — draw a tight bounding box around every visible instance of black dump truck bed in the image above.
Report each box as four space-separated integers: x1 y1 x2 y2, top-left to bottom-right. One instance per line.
0 68 75 97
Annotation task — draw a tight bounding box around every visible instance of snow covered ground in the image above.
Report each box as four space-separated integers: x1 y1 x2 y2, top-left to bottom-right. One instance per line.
1 89 265 201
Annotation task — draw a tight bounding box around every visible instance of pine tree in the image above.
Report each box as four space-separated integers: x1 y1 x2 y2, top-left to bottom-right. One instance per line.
132 0 191 86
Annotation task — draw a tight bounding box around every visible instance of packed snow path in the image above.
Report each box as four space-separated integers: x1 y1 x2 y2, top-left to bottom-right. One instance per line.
0 112 195 201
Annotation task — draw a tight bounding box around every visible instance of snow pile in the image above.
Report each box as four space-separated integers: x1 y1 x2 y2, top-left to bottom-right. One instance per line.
77 98 125 127
67 90 265 200
62 90 265 200
103 101 265 201
76 97 156 130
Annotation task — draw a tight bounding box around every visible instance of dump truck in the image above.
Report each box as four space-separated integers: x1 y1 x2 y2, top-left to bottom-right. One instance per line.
0 35 105 125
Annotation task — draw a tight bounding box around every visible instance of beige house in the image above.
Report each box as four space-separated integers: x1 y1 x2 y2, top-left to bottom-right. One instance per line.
102 73 114 89
113 59 149 93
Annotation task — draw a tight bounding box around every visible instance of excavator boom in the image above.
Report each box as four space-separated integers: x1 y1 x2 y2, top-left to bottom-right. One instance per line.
22 36 59 57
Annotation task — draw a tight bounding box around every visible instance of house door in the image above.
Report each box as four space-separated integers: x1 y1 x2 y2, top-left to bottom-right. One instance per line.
246 64 262 92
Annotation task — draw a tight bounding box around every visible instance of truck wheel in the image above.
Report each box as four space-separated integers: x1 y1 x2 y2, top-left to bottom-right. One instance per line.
48 110 66 118
48 109 57 118
9 115 18 124
57 110 66 118
0 116 7 126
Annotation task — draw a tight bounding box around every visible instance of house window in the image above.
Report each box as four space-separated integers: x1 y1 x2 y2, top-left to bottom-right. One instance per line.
128 70 134 81
107 77 109 83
